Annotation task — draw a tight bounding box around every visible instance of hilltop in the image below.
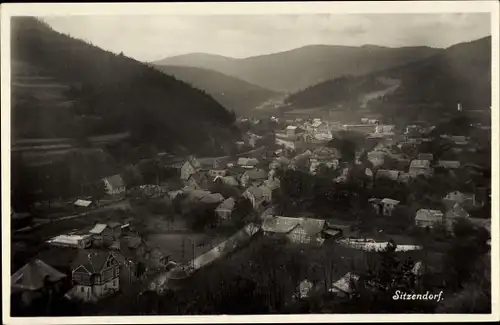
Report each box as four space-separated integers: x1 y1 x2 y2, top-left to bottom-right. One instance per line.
11 17 238 155
153 65 281 116
284 36 491 118
154 44 441 93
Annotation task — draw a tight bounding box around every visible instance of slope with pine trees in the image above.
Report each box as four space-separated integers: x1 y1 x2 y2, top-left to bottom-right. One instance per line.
152 65 281 116
11 17 238 155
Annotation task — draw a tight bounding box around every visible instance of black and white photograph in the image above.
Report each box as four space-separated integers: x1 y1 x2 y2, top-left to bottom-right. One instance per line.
2 1 499 323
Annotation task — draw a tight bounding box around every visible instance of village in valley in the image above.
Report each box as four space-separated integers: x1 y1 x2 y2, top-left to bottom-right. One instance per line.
7 12 493 316
11 103 492 314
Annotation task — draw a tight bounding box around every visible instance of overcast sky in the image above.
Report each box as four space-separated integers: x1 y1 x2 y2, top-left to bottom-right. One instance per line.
43 13 491 62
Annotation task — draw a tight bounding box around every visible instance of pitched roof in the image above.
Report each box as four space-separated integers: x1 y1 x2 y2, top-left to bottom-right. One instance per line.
416 209 443 221
376 169 400 181
12 259 67 291
104 174 125 188
381 198 400 205
262 217 325 236
410 159 431 169
243 168 267 180
237 157 259 166
71 250 113 274
89 223 107 234
245 186 264 200
438 160 461 169
188 171 210 186
214 175 239 186
330 272 360 294
216 197 236 211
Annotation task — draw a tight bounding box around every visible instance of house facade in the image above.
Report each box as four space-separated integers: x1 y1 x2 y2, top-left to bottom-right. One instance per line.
215 197 236 222
71 251 120 301
381 198 400 217
409 160 433 178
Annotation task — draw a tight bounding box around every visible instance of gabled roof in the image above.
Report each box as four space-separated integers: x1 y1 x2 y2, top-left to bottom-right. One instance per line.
104 174 125 188
12 259 67 291
330 272 360 294
71 250 114 274
244 186 264 200
416 209 443 221
243 168 267 180
89 223 107 234
214 175 239 187
216 197 236 211
381 198 400 205
410 159 431 169
262 216 325 236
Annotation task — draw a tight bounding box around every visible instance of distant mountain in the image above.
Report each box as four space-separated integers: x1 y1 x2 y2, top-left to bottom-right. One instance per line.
11 17 238 155
153 45 442 93
284 36 491 114
153 65 281 116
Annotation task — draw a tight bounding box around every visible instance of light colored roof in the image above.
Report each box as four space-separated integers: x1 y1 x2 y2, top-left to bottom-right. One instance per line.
311 120 323 128
262 216 325 236
104 174 125 188
216 197 236 211
89 223 107 234
286 125 298 130
47 234 90 246
410 159 431 169
416 209 443 221
381 198 400 205
237 157 259 166
12 259 67 291
74 199 92 207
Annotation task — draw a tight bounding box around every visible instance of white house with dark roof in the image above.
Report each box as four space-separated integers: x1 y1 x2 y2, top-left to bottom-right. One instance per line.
69 250 120 301
102 175 126 195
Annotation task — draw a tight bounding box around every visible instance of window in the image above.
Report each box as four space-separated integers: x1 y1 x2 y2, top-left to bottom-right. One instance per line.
81 287 84 293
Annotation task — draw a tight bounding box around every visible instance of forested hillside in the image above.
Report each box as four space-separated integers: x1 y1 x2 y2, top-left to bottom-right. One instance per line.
153 65 280 116
284 36 491 116
11 17 238 154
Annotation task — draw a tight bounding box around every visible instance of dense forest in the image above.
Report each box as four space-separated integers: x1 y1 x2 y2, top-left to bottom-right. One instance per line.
11 17 238 153
284 36 491 115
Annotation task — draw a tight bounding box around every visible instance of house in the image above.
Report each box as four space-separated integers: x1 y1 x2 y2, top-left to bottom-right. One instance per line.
309 159 339 175
329 272 360 298
259 185 273 202
444 203 470 231
74 199 95 208
437 160 461 169
269 157 290 170
369 198 382 215
276 137 298 150
367 151 386 167
409 160 433 178
89 223 117 247
261 216 326 245
397 172 411 184
312 147 342 160
213 175 240 187
240 168 267 188
215 197 236 222
186 171 211 190
415 209 444 228
237 157 259 169
290 150 312 169
417 153 434 161
46 234 93 249
208 169 228 178
286 125 298 136
180 157 202 181
375 124 396 135
243 186 266 209
381 198 400 217
342 124 376 134
450 135 468 146
294 279 314 300
443 191 476 208
375 169 400 181
69 250 120 301
102 175 126 195
11 259 67 306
